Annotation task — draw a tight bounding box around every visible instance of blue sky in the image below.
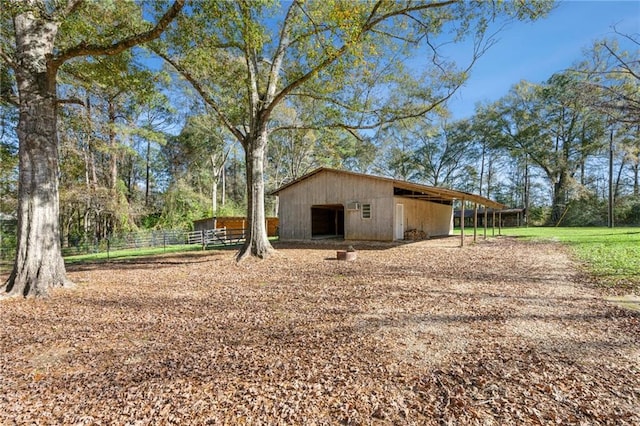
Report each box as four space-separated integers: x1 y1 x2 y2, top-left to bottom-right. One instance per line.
447 0 640 120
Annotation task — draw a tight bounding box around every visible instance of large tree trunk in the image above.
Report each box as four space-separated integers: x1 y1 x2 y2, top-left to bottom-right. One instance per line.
236 132 274 261
478 143 486 197
550 171 569 225
614 157 626 200
145 139 151 206
221 164 226 207
108 99 118 190
633 160 639 197
211 154 220 215
2 11 72 298
523 159 530 225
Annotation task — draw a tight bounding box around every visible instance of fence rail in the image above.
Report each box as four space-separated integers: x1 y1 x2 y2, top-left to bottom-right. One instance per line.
60 228 247 258
62 230 189 256
187 228 247 247
1 226 255 267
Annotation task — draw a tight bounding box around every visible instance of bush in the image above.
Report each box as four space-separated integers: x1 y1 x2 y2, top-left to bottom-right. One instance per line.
0 221 16 261
616 196 640 226
627 202 640 225
527 206 550 226
140 212 162 229
158 179 211 230
214 200 246 217
559 196 607 226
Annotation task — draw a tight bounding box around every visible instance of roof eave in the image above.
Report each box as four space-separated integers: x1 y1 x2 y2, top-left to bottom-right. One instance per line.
270 167 507 210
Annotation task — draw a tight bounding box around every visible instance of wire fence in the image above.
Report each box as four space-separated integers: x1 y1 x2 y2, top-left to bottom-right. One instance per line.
0 228 248 269
62 230 189 257
61 228 247 258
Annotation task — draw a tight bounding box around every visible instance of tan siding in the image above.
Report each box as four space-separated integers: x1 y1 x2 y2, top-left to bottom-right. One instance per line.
393 197 453 237
277 169 456 241
277 170 394 241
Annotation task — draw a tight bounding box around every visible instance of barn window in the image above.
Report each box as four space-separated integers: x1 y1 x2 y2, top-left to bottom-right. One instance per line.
361 203 372 219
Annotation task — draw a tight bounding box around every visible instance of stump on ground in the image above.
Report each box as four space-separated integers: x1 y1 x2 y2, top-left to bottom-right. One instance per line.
337 250 357 261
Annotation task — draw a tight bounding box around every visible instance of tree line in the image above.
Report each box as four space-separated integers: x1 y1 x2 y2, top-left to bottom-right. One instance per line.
374 35 640 227
1 0 637 298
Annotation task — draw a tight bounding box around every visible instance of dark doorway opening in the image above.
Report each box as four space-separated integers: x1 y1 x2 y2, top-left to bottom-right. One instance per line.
311 205 344 239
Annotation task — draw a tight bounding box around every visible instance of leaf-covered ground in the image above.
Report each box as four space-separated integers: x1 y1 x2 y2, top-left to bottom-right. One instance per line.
1 237 638 425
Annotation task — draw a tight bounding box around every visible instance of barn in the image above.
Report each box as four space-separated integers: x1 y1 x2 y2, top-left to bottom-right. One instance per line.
271 167 505 242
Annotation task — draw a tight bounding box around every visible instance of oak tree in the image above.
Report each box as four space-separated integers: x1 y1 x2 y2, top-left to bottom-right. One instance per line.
0 0 184 298
158 0 553 261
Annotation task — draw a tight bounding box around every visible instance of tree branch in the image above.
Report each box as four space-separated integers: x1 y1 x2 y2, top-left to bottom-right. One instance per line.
154 49 246 143
57 97 85 106
601 41 640 81
54 0 85 21
0 91 19 107
0 45 17 70
51 0 184 68
265 0 298 103
613 25 640 48
264 0 457 119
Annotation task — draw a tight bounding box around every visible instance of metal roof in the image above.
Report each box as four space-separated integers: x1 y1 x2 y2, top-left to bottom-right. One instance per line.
270 167 507 210
454 208 524 218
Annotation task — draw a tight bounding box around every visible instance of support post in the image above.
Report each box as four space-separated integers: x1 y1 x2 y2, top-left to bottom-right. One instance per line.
483 207 488 239
608 128 614 228
473 203 478 243
492 211 496 237
460 199 465 247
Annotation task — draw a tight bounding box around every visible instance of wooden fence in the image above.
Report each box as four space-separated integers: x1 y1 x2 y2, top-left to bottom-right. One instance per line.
186 227 247 247
193 216 278 237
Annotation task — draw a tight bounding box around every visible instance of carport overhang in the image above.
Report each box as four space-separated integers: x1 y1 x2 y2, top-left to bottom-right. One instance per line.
390 180 507 247
391 180 506 210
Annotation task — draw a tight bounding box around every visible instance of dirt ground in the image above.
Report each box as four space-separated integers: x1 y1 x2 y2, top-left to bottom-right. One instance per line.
1 236 638 425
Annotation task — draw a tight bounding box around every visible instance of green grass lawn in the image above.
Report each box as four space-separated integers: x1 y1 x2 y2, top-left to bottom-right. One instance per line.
0 237 279 272
1 245 206 273
63 244 204 264
500 227 640 290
